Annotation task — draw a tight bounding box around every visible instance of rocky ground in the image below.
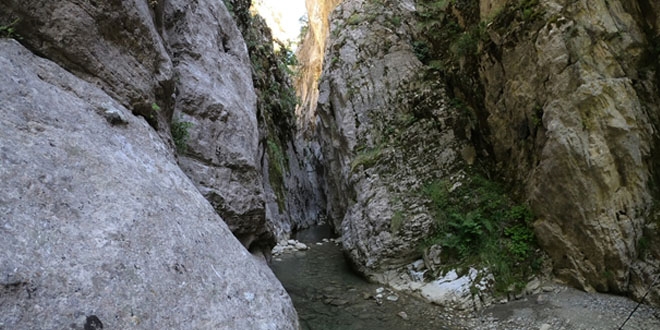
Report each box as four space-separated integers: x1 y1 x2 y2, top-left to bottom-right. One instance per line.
272 237 660 330
464 284 660 330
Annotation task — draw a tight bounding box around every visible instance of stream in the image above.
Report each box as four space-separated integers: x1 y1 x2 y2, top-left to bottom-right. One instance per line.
270 226 456 330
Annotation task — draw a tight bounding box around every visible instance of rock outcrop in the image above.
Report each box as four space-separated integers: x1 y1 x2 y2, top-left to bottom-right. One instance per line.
315 0 473 276
310 0 660 307
477 0 660 303
164 0 272 251
0 0 174 131
0 39 298 329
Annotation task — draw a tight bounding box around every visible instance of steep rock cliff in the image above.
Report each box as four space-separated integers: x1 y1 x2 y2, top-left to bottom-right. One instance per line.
0 39 298 329
476 0 660 304
164 0 272 251
315 0 474 276
0 0 300 327
229 0 325 236
295 0 342 136
312 0 660 306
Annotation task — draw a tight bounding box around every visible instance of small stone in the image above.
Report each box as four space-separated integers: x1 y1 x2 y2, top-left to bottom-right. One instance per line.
287 239 296 245
376 287 385 294
386 295 399 302
539 324 551 330
542 286 554 292
315 242 323 246
398 311 409 320
525 278 541 294
536 294 546 304
295 242 308 250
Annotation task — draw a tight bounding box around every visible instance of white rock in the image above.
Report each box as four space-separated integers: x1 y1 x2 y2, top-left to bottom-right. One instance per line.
295 242 308 250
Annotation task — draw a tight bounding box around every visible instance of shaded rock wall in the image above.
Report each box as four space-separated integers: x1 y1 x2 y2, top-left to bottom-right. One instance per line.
477 0 660 303
0 39 298 329
228 0 326 237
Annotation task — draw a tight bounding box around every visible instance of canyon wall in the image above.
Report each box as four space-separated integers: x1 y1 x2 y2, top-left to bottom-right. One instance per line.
311 0 660 305
0 0 299 328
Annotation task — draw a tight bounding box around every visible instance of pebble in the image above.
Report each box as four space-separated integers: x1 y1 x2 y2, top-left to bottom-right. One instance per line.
542 286 555 292
398 311 409 320
539 324 551 330
387 295 399 302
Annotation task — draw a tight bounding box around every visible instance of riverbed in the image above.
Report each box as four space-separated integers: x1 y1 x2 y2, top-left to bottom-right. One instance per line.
270 226 457 330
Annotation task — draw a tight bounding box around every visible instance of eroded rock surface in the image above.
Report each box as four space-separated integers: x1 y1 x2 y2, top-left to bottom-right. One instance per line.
312 0 660 308
164 0 272 250
315 0 473 277
0 39 298 329
478 0 660 303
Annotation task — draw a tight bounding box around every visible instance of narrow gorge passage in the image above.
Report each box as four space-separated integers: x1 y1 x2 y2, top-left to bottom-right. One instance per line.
270 226 455 330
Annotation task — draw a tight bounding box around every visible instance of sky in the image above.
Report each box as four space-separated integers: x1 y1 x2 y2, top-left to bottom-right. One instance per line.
252 0 308 47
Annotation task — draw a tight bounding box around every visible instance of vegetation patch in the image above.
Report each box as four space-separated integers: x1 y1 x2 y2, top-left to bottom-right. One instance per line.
171 120 193 153
0 18 20 39
422 174 540 294
267 138 287 211
350 146 383 173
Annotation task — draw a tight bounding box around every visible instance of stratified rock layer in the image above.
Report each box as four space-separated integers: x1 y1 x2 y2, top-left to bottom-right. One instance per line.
0 39 298 329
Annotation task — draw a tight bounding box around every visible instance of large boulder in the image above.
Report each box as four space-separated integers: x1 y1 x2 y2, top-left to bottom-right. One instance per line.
0 39 298 329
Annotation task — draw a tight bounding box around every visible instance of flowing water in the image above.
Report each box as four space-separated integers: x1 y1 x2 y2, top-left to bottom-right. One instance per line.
270 226 455 330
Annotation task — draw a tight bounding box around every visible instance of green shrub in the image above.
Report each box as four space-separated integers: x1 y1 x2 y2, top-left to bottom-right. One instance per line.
0 18 20 39
171 121 193 153
350 146 383 173
422 174 539 294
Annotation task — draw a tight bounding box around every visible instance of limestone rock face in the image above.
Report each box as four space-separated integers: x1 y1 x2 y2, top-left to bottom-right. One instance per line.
0 40 298 329
164 0 271 249
1 0 281 252
315 0 472 276
479 0 660 302
0 0 173 127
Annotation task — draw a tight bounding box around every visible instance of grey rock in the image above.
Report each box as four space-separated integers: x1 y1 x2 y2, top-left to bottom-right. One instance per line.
0 39 298 330
316 0 471 279
164 0 272 251
0 0 174 127
479 0 660 302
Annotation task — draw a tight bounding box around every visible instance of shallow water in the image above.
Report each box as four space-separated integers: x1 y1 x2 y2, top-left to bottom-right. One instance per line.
270 226 454 330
